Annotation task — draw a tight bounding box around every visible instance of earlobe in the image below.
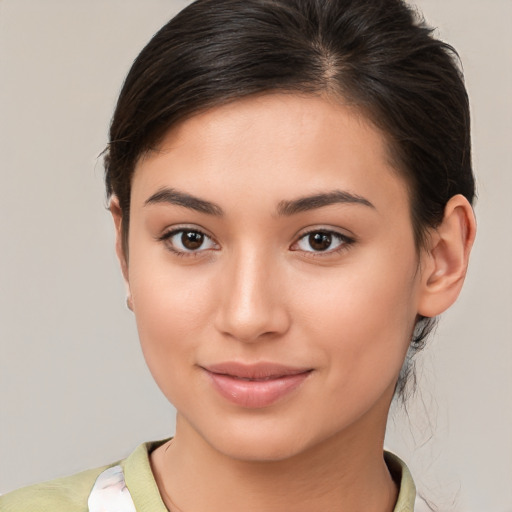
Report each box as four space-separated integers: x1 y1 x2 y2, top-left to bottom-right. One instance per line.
109 196 132 307
418 194 476 318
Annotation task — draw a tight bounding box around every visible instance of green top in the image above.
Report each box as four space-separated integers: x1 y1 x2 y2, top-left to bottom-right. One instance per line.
0 441 416 511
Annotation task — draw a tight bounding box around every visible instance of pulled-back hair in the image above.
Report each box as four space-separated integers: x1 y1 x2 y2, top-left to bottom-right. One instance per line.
104 0 475 398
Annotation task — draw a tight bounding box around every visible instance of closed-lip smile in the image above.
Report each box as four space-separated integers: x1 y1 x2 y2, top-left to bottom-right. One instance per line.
201 362 313 408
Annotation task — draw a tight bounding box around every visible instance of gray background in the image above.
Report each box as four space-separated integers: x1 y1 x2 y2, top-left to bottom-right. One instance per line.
0 1 510 511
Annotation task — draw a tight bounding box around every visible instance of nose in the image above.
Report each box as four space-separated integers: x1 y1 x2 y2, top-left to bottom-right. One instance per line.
214 248 290 343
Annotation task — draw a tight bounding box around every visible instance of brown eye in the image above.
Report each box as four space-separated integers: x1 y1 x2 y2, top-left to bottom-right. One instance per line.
308 232 332 251
181 230 204 250
294 230 352 254
162 228 217 254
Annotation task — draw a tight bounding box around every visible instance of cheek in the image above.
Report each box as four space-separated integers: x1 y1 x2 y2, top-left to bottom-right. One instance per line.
294 246 418 395
127 253 217 386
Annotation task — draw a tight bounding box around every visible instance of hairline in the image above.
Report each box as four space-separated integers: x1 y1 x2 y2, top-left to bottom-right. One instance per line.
118 89 424 253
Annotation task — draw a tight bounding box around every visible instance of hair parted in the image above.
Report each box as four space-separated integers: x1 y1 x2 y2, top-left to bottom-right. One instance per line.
104 0 475 399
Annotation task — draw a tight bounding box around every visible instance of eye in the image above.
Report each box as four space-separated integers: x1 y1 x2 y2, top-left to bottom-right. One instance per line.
160 228 218 254
293 230 352 253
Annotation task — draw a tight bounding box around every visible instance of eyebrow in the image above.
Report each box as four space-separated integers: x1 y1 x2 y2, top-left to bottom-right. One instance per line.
144 187 224 216
144 187 374 217
276 190 375 216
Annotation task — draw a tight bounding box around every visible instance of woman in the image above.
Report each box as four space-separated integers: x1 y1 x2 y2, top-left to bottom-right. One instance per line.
1 0 476 510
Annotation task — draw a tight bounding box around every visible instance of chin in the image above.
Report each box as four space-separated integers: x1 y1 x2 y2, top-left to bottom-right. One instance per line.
211 432 313 463
185 412 338 464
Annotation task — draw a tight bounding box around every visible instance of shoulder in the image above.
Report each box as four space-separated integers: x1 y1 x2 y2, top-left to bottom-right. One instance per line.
0 440 168 512
0 465 111 512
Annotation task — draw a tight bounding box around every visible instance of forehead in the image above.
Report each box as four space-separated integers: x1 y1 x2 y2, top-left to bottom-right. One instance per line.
132 93 409 216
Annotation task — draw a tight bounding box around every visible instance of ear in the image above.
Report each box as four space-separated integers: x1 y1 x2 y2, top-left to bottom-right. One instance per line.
109 196 133 311
417 194 476 318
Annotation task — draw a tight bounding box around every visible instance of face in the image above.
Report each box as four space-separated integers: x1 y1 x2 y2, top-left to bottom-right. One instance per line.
121 94 425 461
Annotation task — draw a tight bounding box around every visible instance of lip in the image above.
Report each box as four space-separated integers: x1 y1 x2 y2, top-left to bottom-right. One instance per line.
201 362 313 408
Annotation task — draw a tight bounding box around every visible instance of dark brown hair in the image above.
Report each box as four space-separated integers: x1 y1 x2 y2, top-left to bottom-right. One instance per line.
104 0 475 397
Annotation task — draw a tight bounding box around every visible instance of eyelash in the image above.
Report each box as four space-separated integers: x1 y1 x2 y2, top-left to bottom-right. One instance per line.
158 227 355 258
291 229 355 257
158 227 219 257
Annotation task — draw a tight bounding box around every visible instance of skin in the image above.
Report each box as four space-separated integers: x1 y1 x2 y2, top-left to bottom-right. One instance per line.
111 94 476 512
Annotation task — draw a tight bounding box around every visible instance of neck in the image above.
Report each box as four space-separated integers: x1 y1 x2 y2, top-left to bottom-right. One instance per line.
151 413 398 512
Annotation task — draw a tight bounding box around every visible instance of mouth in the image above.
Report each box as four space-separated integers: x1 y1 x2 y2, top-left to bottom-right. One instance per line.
200 362 313 408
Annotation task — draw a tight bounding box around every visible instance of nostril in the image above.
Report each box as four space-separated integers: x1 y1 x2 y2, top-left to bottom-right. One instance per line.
213 256 291 342
214 299 291 343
